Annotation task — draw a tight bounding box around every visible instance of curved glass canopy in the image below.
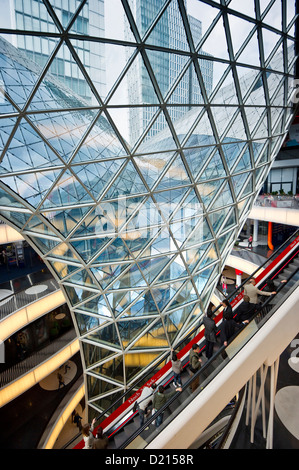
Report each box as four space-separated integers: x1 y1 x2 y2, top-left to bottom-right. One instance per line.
0 0 297 413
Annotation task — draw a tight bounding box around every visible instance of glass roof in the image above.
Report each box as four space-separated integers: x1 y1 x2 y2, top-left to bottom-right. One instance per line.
0 0 297 412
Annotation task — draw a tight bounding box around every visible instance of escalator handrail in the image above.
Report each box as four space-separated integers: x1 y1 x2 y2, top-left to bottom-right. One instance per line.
71 230 299 448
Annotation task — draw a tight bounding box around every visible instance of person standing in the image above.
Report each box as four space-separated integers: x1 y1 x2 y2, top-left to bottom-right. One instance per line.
203 309 217 359
171 351 183 387
248 235 253 248
92 427 109 449
189 344 202 392
221 299 233 319
152 385 182 428
220 311 249 347
82 418 96 449
244 278 276 305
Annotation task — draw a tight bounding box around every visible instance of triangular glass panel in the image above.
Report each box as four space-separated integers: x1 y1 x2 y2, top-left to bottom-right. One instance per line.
108 263 147 289
133 151 175 190
86 322 121 348
231 172 251 197
108 50 159 106
1 169 62 208
72 116 128 164
239 174 253 198
0 208 32 230
154 187 189 222
64 284 97 307
153 254 188 283
90 237 133 265
262 0 282 30
197 179 224 209
126 318 167 350
91 263 132 290
236 30 261 67
41 169 94 209
41 205 92 238
46 241 81 263
73 159 126 201
81 341 117 367
184 146 217 180
42 41 100 106
123 289 160 317
136 110 178 153
170 216 199 248
267 42 284 73
181 242 211 273
200 13 230 63
105 290 143 318
27 110 94 163
70 237 111 264
197 150 226 181
171 189 203 222
49 259 81 280
166 278 199 310
76 294 112 318
208 206 230 234
22 215 57 237
75 311 109 337
232 145 251 173
170 106 204 145
0 118 62 173
117 317 157 349
167 62 204 108
0 117 17 158
236 66 261 103
221 141 246 171
152 279 187 312
146 48 189 100
154 155 190 191
211 68 239 105
102 160 148 199
163 303 194 343
125 351 165 384
227 13 256 59
183 216 213 249
193 266 214 295
228 0 256 19
65 268 99 290
208 181 233 211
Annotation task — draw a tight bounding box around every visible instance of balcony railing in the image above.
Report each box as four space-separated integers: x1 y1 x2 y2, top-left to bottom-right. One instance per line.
254 195 299 209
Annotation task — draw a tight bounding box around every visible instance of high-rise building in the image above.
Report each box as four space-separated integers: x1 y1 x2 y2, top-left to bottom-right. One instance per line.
1 0 105 103
126 0 213 145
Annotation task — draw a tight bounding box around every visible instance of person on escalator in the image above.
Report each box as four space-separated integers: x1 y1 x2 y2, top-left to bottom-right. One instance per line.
152 385 182 428
234 295 256 323
171 350 183 387
219 310 249 348
243 278 276 305
136 383 157 427
203 308 217 359
188 343 202 392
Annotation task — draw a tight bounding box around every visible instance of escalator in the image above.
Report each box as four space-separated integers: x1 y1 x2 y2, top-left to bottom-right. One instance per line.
70 230 299 450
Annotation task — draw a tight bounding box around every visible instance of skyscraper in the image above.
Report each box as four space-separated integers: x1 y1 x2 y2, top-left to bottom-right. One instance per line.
126 0 213 145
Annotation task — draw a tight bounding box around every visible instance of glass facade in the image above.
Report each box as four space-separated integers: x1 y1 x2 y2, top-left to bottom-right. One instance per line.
0 0 297 414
